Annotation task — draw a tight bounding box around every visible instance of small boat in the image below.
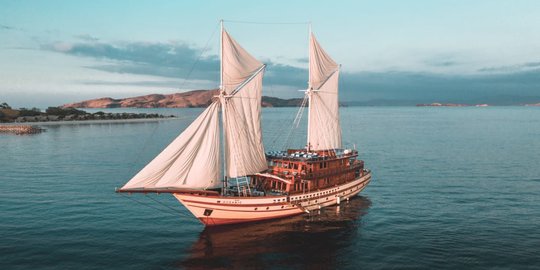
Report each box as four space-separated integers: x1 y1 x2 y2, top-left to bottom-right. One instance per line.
117 21 372 226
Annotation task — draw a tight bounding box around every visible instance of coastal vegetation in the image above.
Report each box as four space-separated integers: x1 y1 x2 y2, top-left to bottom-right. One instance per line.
0 102 173 123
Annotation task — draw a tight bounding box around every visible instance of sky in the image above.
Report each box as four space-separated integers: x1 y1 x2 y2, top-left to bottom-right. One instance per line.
1 0 540 107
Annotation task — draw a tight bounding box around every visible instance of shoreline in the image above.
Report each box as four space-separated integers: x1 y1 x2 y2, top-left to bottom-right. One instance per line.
1 117 182 126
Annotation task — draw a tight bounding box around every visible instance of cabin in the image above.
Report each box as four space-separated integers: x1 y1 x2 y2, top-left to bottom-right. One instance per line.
246 149 364 195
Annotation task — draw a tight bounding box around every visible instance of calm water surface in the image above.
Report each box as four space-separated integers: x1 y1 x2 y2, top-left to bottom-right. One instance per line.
1 107 539 269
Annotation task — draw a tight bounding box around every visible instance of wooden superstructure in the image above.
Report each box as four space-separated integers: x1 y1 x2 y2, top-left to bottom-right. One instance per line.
250 149 365 195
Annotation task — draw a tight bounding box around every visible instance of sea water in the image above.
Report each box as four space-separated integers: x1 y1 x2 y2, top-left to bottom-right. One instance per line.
1 107 539 269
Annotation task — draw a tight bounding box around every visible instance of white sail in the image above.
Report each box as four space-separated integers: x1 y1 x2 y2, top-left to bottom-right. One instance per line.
121 102 221 190
221 29 267 177
121 26 267 191
307 33 342 150
224 71 267 177
222 30 263 94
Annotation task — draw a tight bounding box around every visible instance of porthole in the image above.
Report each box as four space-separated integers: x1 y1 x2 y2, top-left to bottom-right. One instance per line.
266 207 269 210
254 207 258 210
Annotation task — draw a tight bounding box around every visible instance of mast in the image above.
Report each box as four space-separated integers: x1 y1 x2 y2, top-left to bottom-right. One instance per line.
306 28 341 151
220 19 224 91
220 19 228 195
307 23 312 151
308 22 312 87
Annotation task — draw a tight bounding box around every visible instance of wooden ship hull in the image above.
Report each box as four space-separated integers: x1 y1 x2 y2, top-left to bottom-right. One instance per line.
174 171 371 226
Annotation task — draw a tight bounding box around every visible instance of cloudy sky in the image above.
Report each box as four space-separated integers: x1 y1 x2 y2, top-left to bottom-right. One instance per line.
1 0 540 107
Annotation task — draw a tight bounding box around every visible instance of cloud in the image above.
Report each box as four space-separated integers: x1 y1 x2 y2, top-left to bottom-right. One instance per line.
478 61 540 73
43 39 540 105
523 62 540 68
294 57 309 63
78 78 214 89
0 24 16 30
425 60 458 67
45 41 220 82
339 68 540 105
45 40 309 89
74 34 100 42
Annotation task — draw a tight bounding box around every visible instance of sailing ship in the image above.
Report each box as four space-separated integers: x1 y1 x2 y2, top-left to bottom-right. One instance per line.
117 21 372 226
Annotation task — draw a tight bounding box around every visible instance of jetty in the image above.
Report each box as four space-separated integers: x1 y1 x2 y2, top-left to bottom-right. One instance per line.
0 125 44 135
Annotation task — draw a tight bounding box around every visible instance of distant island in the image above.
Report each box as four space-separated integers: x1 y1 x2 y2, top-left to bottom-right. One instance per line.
0 103 173 123
61 89 304 109
416 102 490 107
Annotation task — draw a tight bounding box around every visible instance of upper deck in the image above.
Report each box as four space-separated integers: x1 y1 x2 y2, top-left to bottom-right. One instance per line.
265 148 358 163
228 148 366 196
263 148 364 186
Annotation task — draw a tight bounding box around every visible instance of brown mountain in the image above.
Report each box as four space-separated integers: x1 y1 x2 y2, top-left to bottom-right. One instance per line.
61 90 303 108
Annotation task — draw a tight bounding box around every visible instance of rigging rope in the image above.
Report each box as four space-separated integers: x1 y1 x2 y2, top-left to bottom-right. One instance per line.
123 23 221 185
282 94 308 150
119 193 190 218
340 71 355 149
124 122 162 183
146 194 191 218
178 21 220 91
226 100 255 196
223 20 310 25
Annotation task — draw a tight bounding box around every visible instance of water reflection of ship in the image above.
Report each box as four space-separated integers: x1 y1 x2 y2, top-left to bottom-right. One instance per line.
179 196 372 269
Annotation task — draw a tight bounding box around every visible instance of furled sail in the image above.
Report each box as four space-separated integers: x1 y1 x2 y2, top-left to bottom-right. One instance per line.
121 102 221 190
221 29 267 178
307 33 342 150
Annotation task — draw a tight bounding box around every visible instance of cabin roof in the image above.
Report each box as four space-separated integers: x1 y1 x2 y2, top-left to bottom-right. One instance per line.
266 148 357 162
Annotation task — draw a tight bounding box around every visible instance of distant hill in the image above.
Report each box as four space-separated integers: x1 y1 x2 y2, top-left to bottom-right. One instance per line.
61 90 303 108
